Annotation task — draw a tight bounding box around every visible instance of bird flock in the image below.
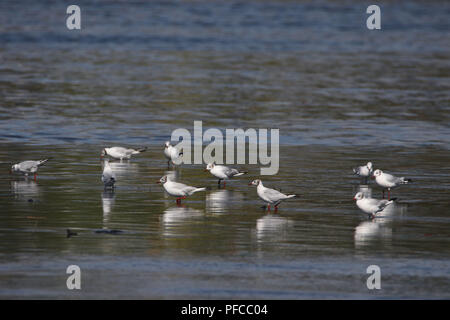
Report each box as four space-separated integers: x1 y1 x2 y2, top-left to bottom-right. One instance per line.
352 161 412 218
9 147 412 218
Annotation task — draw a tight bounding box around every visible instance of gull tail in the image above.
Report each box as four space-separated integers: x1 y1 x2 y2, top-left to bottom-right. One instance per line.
133 147 148 154
193 187 206 193
400 178 412 184
286 194 296 199
234 171 248 177
37 158 51 166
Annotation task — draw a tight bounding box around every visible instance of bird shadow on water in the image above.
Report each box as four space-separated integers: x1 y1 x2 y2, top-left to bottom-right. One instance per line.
354 201 408 251
10 179 40 202
102 190 116 225
205 189 244 215
160 205 205 239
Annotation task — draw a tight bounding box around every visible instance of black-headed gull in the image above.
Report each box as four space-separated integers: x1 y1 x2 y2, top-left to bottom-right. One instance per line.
205 163 247 186
353 191 396 219
102 160 116 189
248 179 296 211
372 169 412 199
101 146 147 160
164 141 183 166
10 159 50 181
157 175 206 204
353 161 373 183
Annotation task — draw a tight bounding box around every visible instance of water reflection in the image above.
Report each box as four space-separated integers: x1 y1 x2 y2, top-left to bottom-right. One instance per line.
101 190 116 224
160 206 204 238
108 161 139 177
255 214 292 242
354 201 408 248
356 184 372 198
205 189 243 214
10 180 40 200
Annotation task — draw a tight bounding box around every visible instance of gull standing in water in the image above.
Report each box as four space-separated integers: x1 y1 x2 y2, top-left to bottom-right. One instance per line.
10 159 50 181
372 169 412 199
102 159 116 189
164 141 183 167
249 179 296 211
157 175 206 204
100 146 147 160
353 161 373 184
353 191 396 219
205 162 247 187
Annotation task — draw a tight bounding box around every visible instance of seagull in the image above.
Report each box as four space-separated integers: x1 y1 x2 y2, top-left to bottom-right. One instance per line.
372 169 412 199
353 161 373 183
102 159 116 189
10 159 50 181
100 146 147 160
205 162 247 187
157 175 206 204
164 141 183 167
353 191 396 219
248 179 296 211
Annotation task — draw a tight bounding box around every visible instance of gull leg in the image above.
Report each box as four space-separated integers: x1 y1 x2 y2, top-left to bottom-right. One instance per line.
34 173 37 182
382 190 385 199
274 205 278 212
267 204 271 211
388 189 391 200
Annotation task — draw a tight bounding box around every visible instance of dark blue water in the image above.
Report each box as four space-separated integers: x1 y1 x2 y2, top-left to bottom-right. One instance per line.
0 0 449 299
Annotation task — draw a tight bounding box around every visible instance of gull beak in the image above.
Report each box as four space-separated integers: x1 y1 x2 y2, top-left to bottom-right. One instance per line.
248 182 253 186
371 176 375 179
156 181 161 184
204 169 208 172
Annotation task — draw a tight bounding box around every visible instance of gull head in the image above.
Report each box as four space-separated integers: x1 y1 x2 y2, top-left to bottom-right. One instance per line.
100 149 107 158
373 169 382 177
353 192 364 201
11 164 19 173
205 163 215 171
157 175 168 184
367 162 373 170
164 141 171 148
249 179 261 186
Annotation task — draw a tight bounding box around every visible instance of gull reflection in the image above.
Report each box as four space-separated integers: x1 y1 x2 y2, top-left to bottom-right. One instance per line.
107 161 139 177
101 190 116 224
354 201 408 248
11 180 40 200
356 184 372 198
205 189 243 214
256 214 292 242
160 206 204 238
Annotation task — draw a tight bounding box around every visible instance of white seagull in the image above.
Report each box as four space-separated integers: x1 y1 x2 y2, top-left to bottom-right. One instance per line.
249 179 296 211
205 163 247 186
353 161 373 183
101 146 147 160
164 141 183 166
10 159 50 181
102 160 116 189
372 169 412 199
353 191 396 219
157 175 206 204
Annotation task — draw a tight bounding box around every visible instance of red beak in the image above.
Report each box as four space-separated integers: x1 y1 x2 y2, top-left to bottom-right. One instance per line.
156 181 161 184
204 169 208 172
248 183 253 186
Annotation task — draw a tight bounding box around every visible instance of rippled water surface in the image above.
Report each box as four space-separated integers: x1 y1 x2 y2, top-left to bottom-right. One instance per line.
0 0 449 299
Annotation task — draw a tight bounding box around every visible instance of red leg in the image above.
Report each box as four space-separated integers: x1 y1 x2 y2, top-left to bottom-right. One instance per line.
274 205 278 212
223 181 226 187
34 173 37 182
267 204 271 211
388 189 391 200
382 190 385 199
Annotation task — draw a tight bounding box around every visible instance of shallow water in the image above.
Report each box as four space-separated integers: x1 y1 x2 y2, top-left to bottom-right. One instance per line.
0 0 449 299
